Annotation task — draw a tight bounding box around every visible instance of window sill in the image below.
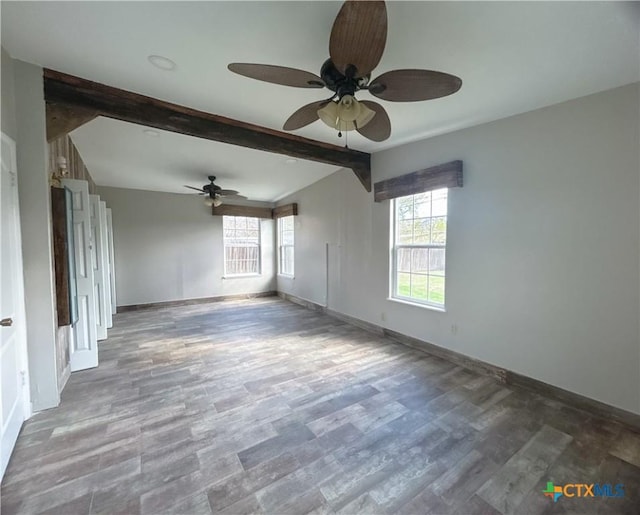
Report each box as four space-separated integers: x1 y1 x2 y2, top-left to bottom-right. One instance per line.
387 296 446 313
277 274 295 279
223 274 262 279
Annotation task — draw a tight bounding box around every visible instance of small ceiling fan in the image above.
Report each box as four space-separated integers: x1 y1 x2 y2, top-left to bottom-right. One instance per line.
184 176 246 206
228 0 462 142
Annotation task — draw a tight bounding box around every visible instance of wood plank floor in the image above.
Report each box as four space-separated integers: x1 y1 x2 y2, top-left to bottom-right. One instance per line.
2 298 639 514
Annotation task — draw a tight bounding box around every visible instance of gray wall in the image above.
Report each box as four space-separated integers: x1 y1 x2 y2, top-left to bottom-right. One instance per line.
99 187 276 306
277 83 640 415
1 47 17 139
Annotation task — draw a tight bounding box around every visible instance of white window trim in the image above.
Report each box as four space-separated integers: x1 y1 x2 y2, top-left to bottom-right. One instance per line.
223 216 262 277
387 295 447 313
277 216 295 278
390 193 448 310
223 273 262 279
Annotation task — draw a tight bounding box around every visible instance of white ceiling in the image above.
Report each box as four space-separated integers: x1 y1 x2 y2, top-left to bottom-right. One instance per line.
68 117 338 202
2 1 639 199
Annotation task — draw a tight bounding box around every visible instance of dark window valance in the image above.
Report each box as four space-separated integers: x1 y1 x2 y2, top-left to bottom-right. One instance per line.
212 202 299 219
272 203 298 219
374 160 463 202
212 205 273 218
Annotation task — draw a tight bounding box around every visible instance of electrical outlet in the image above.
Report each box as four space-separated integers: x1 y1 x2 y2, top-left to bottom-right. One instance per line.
451 323 458 335
380 312 386 322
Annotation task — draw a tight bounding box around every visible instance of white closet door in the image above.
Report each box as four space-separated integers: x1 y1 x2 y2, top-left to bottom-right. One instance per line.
62 179 98 371
89 195 108 341
106 208 116 315
99 201 112 329
1 133 30 480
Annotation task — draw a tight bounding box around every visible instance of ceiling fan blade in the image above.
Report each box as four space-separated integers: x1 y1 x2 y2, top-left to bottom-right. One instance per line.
218 189 240 196
329 1 387 78
283 100 329 131
228 63 325 88
368 69 462 102
184 185 204 192
357 101 391 142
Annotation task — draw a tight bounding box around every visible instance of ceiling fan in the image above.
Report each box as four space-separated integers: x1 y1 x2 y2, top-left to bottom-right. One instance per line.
228 1 462 143
184 176 247 207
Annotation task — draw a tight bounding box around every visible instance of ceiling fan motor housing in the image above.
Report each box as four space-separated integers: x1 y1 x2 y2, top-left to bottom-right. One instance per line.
202 176 223 197
320 59 369 99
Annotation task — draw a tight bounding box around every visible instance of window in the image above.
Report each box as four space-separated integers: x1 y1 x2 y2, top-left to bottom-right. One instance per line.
223 216 261 275
392 188 448 308
278 215 295 276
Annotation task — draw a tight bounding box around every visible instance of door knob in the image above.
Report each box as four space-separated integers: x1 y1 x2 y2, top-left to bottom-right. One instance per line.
0 318 13 327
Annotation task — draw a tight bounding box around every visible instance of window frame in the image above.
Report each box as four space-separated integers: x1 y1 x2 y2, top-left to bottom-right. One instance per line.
277 215 295 277
222 215 262 277
390 189 448 310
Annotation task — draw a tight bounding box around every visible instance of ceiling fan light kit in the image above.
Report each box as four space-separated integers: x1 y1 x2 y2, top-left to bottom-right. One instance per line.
317 95 375 132
204 195 223 208
227 0 462 143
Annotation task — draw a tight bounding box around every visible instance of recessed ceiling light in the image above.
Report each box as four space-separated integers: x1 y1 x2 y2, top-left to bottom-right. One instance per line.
285 158 298 165
143 129 159 137
147 55 176 71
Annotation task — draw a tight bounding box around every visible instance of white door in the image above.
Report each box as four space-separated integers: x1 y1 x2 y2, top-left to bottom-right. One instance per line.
62 179 98 371
1 133 30 479
89 195 108 341
99 201 112 329
106 208 117 316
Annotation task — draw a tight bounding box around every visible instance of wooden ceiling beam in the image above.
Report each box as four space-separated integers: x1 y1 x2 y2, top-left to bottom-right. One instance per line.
43 69 372 191
46 103 99 142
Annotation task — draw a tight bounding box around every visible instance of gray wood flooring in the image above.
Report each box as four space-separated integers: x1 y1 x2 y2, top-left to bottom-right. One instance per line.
2 298 639 514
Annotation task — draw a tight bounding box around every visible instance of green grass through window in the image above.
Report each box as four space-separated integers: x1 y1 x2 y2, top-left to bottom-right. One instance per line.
397 274 445 305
